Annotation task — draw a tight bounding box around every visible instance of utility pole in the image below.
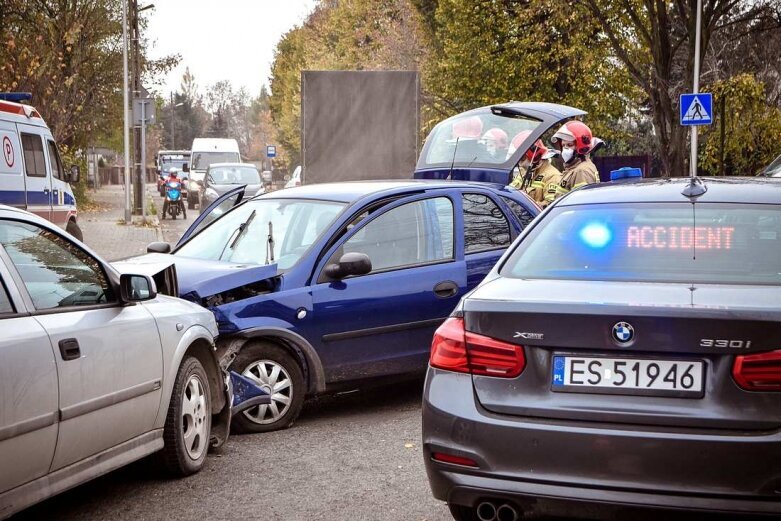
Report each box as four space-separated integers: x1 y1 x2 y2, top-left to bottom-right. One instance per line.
131 0 143 214
170 92 175 149
690 0 703 178
122 0 131 223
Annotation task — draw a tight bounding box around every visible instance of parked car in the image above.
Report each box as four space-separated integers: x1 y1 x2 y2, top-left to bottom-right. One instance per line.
423 177 781 520
0 92 82 240
285 165 302 188
0 205 250 519
184 138 241 210
200 163 263 212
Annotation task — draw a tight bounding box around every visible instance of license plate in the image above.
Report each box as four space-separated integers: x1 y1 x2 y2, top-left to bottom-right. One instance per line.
552 356 705 397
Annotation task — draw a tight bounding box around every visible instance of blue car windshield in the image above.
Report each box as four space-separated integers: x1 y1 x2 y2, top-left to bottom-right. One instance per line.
175 198 346 270
500 203 781 285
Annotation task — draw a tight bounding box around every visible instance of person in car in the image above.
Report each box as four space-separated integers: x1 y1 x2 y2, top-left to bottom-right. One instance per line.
481 127 509 160
550 121 600 201
509 131 562 208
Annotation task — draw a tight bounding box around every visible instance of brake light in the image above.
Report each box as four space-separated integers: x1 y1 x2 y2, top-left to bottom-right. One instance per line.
733 350 781 391
430 318 525 378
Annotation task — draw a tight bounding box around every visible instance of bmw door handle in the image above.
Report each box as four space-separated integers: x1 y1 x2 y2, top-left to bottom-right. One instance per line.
58 338 81 361
433 280 459 299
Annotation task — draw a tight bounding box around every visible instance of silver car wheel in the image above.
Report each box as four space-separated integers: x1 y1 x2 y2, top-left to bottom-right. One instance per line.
181 374 208 460
242 359 293 425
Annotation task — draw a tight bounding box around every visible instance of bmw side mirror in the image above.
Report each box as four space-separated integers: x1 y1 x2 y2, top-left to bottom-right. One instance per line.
120 273 157 302
324 252 372 279
68 165 80 183
147 241 172 254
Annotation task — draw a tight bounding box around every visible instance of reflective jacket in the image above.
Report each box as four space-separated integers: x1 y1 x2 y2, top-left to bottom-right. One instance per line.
518 161 562 208
552 157 599 201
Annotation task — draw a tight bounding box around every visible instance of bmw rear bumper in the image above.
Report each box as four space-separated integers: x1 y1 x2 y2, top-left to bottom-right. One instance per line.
422 369 781 516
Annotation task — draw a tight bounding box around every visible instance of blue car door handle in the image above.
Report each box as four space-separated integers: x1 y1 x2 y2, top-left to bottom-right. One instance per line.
433 280 459 299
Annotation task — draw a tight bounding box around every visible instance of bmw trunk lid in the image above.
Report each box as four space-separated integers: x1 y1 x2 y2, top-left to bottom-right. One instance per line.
464 278 781 430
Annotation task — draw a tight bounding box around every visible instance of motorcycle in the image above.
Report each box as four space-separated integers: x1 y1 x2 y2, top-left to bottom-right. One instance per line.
161 180 186 220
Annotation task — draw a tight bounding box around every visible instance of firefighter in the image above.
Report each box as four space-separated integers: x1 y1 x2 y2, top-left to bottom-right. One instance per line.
508 130 562 207
549 121 600 201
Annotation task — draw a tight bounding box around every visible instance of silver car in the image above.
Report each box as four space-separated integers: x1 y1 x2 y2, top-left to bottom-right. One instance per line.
0 206 233 519
200 163 264 212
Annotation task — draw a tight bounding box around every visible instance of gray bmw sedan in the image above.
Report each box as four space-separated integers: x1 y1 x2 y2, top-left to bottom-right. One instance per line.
423 177 781 520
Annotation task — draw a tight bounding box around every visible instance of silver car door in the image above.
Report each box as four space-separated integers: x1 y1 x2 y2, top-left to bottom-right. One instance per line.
0 220 164 470
0 253 58 495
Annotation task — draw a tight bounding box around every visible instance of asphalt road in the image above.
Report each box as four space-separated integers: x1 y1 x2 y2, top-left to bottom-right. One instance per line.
17 382 451 521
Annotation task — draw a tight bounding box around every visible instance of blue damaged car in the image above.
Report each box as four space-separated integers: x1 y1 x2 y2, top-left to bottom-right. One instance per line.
121 102 586 432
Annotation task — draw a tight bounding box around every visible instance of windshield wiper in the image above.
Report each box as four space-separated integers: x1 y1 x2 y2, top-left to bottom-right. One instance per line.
265 221 275 264
218 209 257 260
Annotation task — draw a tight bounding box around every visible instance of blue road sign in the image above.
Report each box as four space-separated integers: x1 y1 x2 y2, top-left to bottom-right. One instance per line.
680 93 713 126
266 145 277 158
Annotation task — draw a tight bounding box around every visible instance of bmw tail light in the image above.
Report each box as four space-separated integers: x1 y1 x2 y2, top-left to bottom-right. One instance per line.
430 318 470 374
430 318 525 378
733 350 781 391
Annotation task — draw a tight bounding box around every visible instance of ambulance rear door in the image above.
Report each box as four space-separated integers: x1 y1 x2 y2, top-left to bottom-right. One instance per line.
0 118 24 208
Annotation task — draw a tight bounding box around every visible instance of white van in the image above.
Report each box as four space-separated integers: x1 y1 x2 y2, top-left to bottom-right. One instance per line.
184 138 240 209
0 93 82 240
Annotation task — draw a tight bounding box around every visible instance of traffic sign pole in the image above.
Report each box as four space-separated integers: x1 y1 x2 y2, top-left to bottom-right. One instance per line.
691 0 703 178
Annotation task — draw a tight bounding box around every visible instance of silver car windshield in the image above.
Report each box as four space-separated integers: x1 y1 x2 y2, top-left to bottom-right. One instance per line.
208 166 260 185
175 199 346 270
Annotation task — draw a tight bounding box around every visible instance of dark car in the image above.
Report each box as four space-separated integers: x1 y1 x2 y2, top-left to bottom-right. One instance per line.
422 177 781 520
200 163 264 211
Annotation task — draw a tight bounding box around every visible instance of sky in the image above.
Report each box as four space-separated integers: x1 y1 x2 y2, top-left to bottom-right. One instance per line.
145 0 317 97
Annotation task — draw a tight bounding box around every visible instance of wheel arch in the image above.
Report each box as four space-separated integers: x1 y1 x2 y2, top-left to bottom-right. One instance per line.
219 327 327 395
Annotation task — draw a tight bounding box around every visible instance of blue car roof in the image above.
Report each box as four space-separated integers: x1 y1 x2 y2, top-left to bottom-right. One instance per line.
559 177 781 206
255 179 515 204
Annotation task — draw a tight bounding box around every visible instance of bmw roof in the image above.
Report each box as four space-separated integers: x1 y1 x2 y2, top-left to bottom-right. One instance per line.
256 179 517 204
559 177 781 206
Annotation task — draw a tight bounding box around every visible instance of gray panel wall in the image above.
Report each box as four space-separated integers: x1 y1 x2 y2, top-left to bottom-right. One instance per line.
301 71 419 184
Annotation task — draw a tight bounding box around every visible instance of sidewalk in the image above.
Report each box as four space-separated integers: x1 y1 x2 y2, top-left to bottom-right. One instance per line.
80 184 161 261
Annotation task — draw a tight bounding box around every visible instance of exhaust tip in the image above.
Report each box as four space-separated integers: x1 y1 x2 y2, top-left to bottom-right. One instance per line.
476 501 497 521
496 503 519 521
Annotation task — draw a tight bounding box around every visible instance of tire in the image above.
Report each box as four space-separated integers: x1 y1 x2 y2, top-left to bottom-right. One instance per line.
230 342 305 433
448 504 480 521
188 195 195 210
159 355 212 476
66 219 83 242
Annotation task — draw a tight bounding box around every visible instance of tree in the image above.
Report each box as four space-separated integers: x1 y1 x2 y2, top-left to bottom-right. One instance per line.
578 0 781 176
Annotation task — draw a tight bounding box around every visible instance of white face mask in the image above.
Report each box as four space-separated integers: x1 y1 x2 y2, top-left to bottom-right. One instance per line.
561 147 575 163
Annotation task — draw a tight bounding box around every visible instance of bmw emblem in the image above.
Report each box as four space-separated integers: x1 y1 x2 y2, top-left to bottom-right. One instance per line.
612 322 635 345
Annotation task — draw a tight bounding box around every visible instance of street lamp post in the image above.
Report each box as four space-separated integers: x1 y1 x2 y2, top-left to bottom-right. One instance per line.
122 0 131 223
170 93 184 149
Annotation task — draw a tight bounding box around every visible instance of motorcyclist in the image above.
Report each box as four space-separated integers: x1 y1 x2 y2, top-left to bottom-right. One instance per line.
164 167 181 186
508 130 562 208
549 121 600 201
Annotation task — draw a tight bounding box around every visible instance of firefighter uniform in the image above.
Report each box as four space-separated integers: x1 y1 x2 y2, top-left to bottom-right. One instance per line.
552 158 599 201
512 161 562 208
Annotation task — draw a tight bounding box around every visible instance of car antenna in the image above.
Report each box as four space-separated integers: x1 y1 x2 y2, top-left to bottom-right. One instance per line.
447 137 460 180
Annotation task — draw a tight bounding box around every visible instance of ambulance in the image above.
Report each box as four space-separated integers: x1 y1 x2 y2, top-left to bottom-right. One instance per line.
0 93 82 240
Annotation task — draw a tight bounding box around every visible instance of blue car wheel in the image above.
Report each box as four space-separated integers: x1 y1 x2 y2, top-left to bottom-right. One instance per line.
230 342 305 433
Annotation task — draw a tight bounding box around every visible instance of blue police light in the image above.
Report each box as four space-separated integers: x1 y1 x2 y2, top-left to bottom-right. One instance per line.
610 167 643 181
0 92 32 103
579 222 612 249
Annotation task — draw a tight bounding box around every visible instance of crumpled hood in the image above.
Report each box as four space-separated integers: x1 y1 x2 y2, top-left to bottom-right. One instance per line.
116 253 278 302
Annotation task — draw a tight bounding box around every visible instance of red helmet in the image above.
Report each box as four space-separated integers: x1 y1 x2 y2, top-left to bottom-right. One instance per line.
481 128 508 150
551 121 593 155
451 116 483 139
510 130 548 162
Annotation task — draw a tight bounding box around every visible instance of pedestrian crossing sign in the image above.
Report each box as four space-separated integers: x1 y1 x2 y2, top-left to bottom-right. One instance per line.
680 93 713 126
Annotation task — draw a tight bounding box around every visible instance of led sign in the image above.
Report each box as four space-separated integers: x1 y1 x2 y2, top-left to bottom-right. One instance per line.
626 226 734 250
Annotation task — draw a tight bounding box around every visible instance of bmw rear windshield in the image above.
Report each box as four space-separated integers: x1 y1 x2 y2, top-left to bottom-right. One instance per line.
501 203 781 285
